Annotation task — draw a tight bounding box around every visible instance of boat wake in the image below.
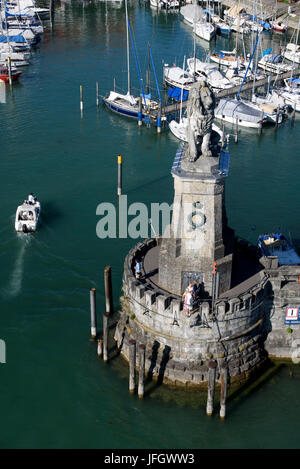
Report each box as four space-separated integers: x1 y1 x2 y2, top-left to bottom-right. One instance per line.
2 234 31 298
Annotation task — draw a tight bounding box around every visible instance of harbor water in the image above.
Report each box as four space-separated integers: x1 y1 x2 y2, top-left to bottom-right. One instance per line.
0 0 300 449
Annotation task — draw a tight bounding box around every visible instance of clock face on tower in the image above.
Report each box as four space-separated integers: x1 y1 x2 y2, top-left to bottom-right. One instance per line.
187 201 206 232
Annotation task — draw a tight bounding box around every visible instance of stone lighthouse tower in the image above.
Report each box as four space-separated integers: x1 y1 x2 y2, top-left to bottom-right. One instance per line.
159 81 234 297
114 81 269 389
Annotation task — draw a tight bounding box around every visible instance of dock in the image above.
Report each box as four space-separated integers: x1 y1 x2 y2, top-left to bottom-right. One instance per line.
160 68 300 119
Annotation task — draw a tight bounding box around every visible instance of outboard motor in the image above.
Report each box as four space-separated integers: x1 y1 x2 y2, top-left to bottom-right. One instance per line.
22 224 28 233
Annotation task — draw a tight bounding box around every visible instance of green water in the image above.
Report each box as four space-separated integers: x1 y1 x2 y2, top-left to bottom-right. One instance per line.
0 0 300 449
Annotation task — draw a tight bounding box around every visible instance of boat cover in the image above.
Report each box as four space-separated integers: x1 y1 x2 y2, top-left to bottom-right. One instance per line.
0 34 26 43
167 87 189 101
180 4 204 22
215 98 263 123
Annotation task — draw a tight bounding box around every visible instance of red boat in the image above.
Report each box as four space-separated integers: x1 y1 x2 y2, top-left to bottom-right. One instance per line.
270 21 287 33
0 66 22 83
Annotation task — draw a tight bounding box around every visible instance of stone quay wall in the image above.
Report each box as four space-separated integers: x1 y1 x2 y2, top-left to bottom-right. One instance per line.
114 238 270 387
261 258 300 363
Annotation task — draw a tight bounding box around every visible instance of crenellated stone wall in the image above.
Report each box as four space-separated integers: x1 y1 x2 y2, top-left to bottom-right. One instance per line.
114 238 270 387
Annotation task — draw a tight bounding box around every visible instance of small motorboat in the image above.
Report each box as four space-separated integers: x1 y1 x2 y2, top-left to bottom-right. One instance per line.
15 197 41 233
0 65 22 83
258 233 300 266
270 20 287 33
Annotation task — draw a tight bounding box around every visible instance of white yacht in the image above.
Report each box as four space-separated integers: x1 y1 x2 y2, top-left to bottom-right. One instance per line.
15 197 41 233
283 43 300 64
163 64 195 91
187 58 233 90
272 78 300 112
214 98 266 128
194 21 215 42
258 52 296 74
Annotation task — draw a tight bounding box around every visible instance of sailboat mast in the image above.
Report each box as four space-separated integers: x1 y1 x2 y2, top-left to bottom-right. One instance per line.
125 0 130 95
290 16 300 81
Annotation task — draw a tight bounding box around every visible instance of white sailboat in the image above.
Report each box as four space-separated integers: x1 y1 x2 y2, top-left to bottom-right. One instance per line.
103 0 159 120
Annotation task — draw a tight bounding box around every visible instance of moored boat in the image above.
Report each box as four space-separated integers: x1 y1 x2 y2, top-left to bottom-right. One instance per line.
15 196 41 233
0 64 22 82
214 98 266 128
258 233 300 266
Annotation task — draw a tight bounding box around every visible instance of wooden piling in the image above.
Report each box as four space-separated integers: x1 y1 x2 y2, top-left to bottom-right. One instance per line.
97 339 103 357
220 364 228 419
96 81 99 108
157 105 162 133
80 85 83 113
206 360 217 416
104 265 113 315
7 57 12 86
103 312 109 362
138 96 142 126
138 344 146 398
117 154 122 197
129 339 136 394
275 107 280 128
234 117 238 143
90 288 97 340
291 103 296 126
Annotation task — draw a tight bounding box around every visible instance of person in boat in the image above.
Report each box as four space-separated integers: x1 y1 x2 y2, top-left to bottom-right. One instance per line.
28 211 34 220
28 193 35 204
134 259 142 279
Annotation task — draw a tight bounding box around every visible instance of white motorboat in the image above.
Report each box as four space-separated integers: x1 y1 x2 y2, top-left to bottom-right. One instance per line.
194 21 215 42
187 58 233 90
215 98 266 128
180 3 204 26
272 78 300 112
214 21 231 35
248 98 285 124
163 64 195 91
15 197 41 233
258 51 295 74
169 116 224 143
210 49 245 68
283 43 300 64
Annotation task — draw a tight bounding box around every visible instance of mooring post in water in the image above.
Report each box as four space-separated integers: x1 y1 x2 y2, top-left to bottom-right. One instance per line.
220 363 228 419
104 265 113 315
49 0 53 29
138 96 142 126
157 105 162 133
275 107 280 128
138 344 146 398
206 360 217 416
97 339 103 357
96 82 99 108
292 103 296 126
103 312 109 363
7 57 12 86
117 154 122 197
90 288 97 340
221 121 225 147
129 339 136 394
113 77 116 92
258 111 263 136
80 85 83 113
234 117 238 143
